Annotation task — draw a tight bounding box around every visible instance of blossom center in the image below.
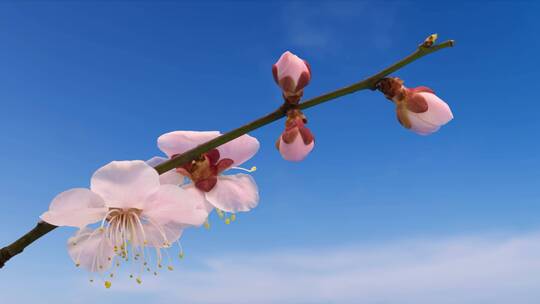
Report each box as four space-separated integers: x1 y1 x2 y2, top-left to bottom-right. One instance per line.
174 149 233 192
72 206 182 287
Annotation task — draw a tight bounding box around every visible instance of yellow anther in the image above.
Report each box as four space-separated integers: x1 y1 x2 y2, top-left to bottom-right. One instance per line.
204 221 211 230
225 218 231 225
144 240 148 245
99 227 105 232
104 281 112 289
217 209 224 218
136 278 142 284
231 214 236 222
167 266 174 271
250 166 257 172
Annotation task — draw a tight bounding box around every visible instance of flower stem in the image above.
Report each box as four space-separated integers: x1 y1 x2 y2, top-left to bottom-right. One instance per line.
0 36 454 269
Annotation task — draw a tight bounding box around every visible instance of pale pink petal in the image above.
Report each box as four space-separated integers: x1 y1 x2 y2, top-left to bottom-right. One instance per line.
407 112 440 135
217 134 260 167
143 184 209 226
40 188 107 228
138 222 185 248
68 228 114 273
275 51 308 85
278 135 315 161
415 92 454 126
182 184 215 214
157 131 221 158
90 160 160 209
205 174 259 213
146 156 184 185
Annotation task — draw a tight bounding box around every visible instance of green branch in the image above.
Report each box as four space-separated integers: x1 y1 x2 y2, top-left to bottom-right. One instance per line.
0 35 454 269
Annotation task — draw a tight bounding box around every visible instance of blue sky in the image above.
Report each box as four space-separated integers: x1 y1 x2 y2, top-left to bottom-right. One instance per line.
1 1 539 303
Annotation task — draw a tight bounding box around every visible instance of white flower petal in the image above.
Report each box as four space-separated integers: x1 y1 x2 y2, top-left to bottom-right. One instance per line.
205 174 259 213
182 184 215 214
140 222 185 248
146 156 168 167
218 134 260 167
68 228 114 273
146 156 184 185
40 188 107 228
157 131 221 158
91 160 160 209
143 184 209 226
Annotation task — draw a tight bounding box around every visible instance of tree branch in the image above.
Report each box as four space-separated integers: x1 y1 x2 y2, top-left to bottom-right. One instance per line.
0 36 454 269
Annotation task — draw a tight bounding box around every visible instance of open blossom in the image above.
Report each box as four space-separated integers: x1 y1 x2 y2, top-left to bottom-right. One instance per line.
40 160 208 287
272 51 311 104
151 131 260 216
276 109 314 161
377 77 453 135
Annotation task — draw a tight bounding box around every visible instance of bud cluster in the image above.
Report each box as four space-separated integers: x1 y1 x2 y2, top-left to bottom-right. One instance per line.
273 51 315 161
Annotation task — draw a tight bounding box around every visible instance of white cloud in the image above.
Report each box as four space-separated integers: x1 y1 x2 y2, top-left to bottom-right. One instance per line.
98 232 540 304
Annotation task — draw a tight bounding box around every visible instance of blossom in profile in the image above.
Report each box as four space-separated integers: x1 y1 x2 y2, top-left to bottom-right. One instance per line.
40 160 208 287
377 77 453 135
272 51 311 104
153 131 260 218
276 109 314 161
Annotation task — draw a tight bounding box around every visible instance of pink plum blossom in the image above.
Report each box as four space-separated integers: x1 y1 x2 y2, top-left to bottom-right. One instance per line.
276 109 315 161
40 160 208 286
377 77 453 135
152 131 260 215
272 51 311 104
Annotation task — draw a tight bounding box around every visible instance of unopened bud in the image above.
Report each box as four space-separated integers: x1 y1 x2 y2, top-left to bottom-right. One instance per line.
272 51 311 104
376 77 453 135
421 33 438 48
276 109 315 161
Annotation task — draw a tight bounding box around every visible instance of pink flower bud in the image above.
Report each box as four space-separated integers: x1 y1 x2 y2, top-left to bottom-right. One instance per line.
276 110 315 161
377 77 453 135
272 51 311 104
